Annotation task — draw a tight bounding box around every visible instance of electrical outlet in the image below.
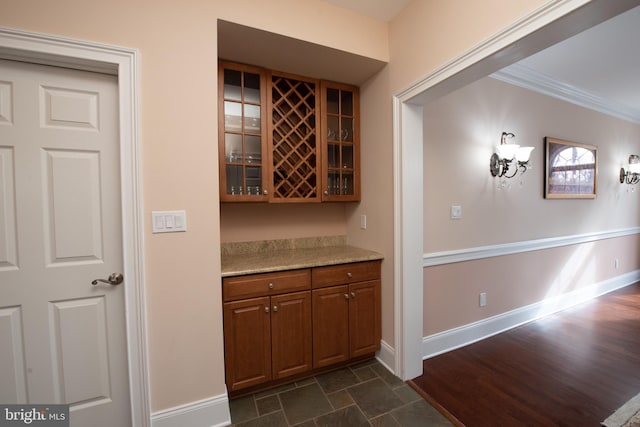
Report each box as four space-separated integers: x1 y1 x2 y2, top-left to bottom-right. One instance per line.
360 214 367 230
615 258 619 270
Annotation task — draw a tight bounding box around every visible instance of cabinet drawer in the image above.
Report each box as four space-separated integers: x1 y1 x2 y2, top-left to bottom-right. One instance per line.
223 269 311 302
312 260 381 289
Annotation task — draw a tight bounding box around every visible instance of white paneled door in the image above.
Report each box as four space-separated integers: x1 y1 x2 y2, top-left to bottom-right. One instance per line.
0 59 131 426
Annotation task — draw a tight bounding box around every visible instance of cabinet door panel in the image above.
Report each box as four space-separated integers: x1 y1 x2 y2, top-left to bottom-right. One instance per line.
320 81 360 202
218 61 269 202
349 281 381 358
223 297 271 391
312 286 349 368
271 291 312 379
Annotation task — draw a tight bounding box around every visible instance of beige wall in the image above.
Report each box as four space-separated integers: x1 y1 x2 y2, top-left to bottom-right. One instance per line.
424 77 640 252
424 235 640 334
220 204 348 242
388 0 547 92
421 76 640 335
1 0 224 411
0 0 389 413
347 0 550 353
2 0 590 416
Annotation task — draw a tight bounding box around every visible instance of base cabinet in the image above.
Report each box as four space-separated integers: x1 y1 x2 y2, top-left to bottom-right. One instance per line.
270 292 312 380
349 280 381 358
223 297 272 391
223 260 380 394
311 286 350 367
224 291 312 392
312 273 381 368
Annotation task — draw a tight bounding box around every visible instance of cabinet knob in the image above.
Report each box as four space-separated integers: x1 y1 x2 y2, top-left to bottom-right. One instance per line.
263 189 269 195
264 307 270 313
344 294 349 300
324 190 329 195
268 283 274 289
351 292 356 298
273 305 278 312
347 272 353 278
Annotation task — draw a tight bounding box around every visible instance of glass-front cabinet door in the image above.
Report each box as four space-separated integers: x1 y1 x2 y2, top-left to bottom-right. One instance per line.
218 61 268 201
321 81 360 201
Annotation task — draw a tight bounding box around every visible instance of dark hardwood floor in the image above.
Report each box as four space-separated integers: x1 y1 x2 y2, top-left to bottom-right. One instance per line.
409 282 640 427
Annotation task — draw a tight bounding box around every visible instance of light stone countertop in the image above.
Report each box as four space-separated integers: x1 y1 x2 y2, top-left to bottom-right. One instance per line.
221 236 383 277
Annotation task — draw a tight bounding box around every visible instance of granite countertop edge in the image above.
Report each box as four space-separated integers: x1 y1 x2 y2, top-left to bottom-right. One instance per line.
221 244 384 277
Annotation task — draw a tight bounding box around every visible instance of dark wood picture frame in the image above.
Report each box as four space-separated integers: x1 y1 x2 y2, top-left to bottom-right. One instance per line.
544 137 597 199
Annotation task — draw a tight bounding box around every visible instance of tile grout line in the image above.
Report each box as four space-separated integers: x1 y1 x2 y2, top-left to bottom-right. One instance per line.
232 360 423 426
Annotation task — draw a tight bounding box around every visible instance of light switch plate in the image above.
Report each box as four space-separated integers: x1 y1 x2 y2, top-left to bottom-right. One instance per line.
450 205 462 220
152 210 187 233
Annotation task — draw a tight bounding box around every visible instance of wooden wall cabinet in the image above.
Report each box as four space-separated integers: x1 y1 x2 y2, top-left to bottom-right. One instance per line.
218 61 360 203
268 71 321 202
320 81 360 201
223 270 312 392
222 261 380 393
218 61 269 202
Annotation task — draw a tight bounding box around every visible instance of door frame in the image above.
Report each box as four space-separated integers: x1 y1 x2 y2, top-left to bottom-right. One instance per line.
391 0 640 380
0 27 150 426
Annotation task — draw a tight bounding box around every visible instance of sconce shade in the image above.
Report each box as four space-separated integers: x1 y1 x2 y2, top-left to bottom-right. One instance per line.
495 144 519 160
628 154 640 173
490 131 534 180
516 146 535 162
620 154 640 185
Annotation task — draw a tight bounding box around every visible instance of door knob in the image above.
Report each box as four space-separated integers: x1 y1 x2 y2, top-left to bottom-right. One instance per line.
92 272 124 286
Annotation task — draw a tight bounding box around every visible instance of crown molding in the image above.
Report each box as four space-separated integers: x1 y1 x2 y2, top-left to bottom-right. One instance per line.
492 63 640 124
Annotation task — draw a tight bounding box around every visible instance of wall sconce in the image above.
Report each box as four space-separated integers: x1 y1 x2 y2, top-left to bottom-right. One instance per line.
620 154 640 184
489 132 535 178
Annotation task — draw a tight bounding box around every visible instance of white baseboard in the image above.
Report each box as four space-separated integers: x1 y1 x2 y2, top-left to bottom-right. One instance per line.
376 339 395 374
422 270 640 359
151 393 231 427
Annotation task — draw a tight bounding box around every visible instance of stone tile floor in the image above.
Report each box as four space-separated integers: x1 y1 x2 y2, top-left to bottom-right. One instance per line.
228 359 453 426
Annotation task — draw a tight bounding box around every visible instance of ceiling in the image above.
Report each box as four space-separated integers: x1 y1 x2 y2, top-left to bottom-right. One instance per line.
324 1 640 124
493 5 640 124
